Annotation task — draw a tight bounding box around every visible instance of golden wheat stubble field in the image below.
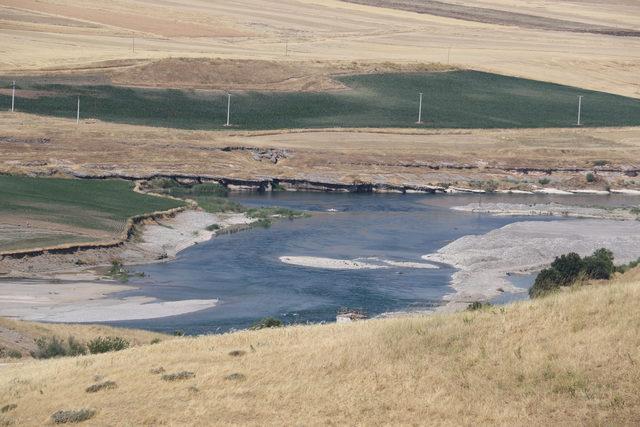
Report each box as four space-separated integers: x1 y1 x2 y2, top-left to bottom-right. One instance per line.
1 272 640 425
1 0 640 98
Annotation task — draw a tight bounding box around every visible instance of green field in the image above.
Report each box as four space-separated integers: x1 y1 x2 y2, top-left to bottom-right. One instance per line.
3 71 640 129
0 175 184 251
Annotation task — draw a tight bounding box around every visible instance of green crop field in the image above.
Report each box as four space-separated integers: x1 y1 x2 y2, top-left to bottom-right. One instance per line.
2 71 640 129
0 175 184 252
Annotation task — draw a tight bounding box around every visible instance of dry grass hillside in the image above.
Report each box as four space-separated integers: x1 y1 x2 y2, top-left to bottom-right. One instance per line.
0 317 165 359
1 274 639 425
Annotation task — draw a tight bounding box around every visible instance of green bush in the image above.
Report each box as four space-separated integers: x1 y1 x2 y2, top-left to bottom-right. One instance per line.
250 317 283 330
87 336 130 354
538 177 551 185
550 253 584 285
31 336 87 359
530 248 617 298
206 223 220 231
586 172 596 183
583 248 615 280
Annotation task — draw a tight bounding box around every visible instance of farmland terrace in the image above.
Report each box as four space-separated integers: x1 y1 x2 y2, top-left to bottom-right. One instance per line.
2 71 640 130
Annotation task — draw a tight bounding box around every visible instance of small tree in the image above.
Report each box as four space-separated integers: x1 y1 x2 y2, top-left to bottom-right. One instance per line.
529 268 562 297
550 253 583 285
583 248 615 280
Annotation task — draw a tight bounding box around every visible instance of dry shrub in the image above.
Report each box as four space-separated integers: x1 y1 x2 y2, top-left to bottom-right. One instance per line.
224 373 246 381
51 409 95 424
161 371 195 381
0 404 16 414
85 381 117 393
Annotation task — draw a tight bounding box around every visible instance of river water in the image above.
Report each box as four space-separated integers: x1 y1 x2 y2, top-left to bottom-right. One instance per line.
114 192 639 334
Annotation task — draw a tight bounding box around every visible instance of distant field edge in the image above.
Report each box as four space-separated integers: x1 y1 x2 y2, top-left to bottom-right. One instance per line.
0 175 186 258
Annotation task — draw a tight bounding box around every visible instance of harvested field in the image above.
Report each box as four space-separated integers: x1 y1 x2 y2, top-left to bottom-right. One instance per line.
1 0 639 100
0 175 184 252
343 0 640 36
3 71 639 130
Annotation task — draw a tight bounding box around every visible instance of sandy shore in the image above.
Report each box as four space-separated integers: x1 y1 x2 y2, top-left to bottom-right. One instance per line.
0 210 253 323
279 256 438 270
452 202 638 220
0 277 217 322
423 219 640 305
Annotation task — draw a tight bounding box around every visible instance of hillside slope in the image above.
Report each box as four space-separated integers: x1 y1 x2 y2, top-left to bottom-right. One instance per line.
1 276 640 425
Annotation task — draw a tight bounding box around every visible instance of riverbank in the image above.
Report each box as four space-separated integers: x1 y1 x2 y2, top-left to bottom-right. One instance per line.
423 219 640 307
0 210 254 322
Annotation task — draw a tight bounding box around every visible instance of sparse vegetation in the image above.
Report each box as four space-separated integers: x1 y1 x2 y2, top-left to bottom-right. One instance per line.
250 317 283 330
162 371 195 381
467 301 493 311
106 260 144 283
51 409 96 424
538 177 551 185
586 172 596 182
224 373 246 381
85 381 117 393
205 224 220 231
87 336 130 354
0 347 21 359
0 404 16 414
31 336 87 359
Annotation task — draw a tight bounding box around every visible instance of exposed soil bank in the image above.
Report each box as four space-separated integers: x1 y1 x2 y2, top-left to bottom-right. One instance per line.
0 211 254 322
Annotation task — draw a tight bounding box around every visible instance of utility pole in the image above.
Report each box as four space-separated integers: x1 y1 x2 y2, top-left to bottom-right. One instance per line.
132 34 135 53
76 96 80 124
447 47 451 65
416 92 424 124
285 40 288 56
576 95 583 126
224 93 231 127
11 81 15 112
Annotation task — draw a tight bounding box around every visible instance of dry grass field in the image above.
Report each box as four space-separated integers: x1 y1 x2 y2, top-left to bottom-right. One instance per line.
0 317 165 359
1 0 639 98
2 112 640 191
1 272 639 425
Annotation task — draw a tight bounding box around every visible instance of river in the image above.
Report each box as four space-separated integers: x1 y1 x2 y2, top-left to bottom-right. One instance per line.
113 192 639 334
